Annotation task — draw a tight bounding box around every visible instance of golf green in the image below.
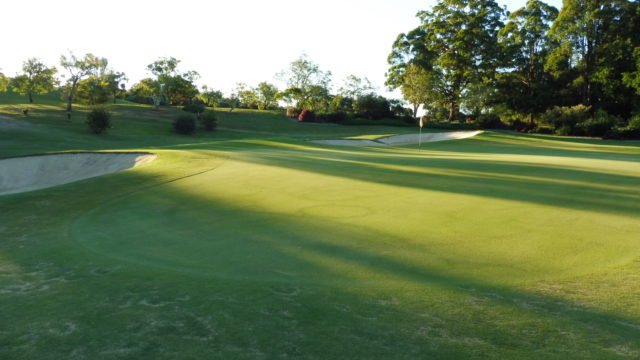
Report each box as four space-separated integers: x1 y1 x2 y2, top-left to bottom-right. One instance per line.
1 99 639 358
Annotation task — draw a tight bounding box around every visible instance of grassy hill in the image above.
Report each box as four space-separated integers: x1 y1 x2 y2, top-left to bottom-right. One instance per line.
1 92 639 359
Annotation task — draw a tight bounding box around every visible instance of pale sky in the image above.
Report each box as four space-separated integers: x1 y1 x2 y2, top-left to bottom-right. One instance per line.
2 0 562 98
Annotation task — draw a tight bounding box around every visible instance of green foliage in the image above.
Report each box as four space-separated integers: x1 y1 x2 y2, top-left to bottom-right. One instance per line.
0 72 9 92
182 103 206 114
76 75 111 105
388 0 505 121
398 64 439 118
173 114 197 135
476 114 507 129
60 52 108 112
353 94 393 120
316 111 349 123
577 109 621 137
104 71 127 104
198 86 224 107
540 105 591 135
548 0 638 112
147 57 199 105
85 108 111 134
285 107 299 118
199 110 218 131
604 113 640 139
338 75 375 99
329 95 353 114
256 82 279 110
235 83 259 109
623 47 640 96
279 54 332 110
495 1 558 122
9 58 58 103
126 78 157 104
422 121 480 130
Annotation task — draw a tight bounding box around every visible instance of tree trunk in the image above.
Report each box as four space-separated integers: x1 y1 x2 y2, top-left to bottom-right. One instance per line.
28 93 33 104
448 102 457 122
66 80 78 113
412 103 419 118
113 91 117 104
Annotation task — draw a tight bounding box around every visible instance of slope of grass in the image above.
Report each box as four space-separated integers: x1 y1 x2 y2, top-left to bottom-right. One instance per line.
1 92 639 359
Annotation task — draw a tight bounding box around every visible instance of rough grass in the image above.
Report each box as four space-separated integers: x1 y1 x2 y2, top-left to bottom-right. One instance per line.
0 92 639 359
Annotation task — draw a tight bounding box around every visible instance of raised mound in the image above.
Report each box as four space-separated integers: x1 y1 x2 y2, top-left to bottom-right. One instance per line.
0 152 156 195
311 130 482 146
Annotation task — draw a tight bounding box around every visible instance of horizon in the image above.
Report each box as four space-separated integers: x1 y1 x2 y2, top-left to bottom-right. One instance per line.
2 0 563 99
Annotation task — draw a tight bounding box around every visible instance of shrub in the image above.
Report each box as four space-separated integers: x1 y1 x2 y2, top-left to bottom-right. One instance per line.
577 109 620 137
529 126 554 134
476 114 507 129
173 114 196 135
298 109 315 122
182 103 206 114
540 105 591 135
422 121 480 130
286 107 299 118
353 94 393 120
317 111 348 123
86 108 111 134
200 110 218 131
604 113 640 139
512 120 536 133
399 115 416 125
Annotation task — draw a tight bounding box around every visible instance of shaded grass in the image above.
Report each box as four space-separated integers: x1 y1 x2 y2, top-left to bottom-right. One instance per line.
0 91 639 359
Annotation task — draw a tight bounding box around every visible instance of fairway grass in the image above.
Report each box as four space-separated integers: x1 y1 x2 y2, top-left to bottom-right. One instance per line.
1 94 639 359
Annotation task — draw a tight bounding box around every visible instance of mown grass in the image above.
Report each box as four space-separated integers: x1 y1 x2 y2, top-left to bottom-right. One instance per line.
0 92 639 359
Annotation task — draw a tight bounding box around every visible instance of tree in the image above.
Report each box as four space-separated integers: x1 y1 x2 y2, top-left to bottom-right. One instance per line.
127 78 157 104
496 0 558 124
420 0 504 120
398 64 438 118
10 58 58 103
278 54 332 110
235 83 258 108
0 72 8 92
60 53 107 112
547 0 636 113
388 0 505 121
76 75 111 105
339 75 375 99
255 82 279 110
105 72 127 104
198 86 224 107
147 57 200 105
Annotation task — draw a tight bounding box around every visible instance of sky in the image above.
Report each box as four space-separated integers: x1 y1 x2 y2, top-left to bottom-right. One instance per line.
2 0 563 98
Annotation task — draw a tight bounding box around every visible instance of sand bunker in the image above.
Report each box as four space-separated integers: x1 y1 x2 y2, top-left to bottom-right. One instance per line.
311 130 482 147
0 152 156 195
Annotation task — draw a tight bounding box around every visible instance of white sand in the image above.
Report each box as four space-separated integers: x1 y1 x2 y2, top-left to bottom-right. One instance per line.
311 130 482 147
0 152 156 195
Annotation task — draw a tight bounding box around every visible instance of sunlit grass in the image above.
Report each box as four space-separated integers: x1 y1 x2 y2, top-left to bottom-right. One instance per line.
0 91 639 359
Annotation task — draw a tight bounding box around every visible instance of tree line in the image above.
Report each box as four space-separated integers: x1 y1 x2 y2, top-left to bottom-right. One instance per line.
0 53 408 123
387 0 640 138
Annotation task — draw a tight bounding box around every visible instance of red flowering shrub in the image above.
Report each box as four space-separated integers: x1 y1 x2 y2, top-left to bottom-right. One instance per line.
298 109 315 122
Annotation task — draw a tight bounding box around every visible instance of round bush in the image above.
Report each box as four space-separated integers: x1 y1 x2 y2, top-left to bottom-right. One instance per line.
298 109 315 122
173 114 197 135
200 110 218 132
86 108 111 134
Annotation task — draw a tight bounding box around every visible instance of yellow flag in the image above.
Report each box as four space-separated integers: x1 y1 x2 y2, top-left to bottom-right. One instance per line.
419 118 424 128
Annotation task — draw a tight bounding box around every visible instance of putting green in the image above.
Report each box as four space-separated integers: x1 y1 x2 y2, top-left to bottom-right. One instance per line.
72 138 640 286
